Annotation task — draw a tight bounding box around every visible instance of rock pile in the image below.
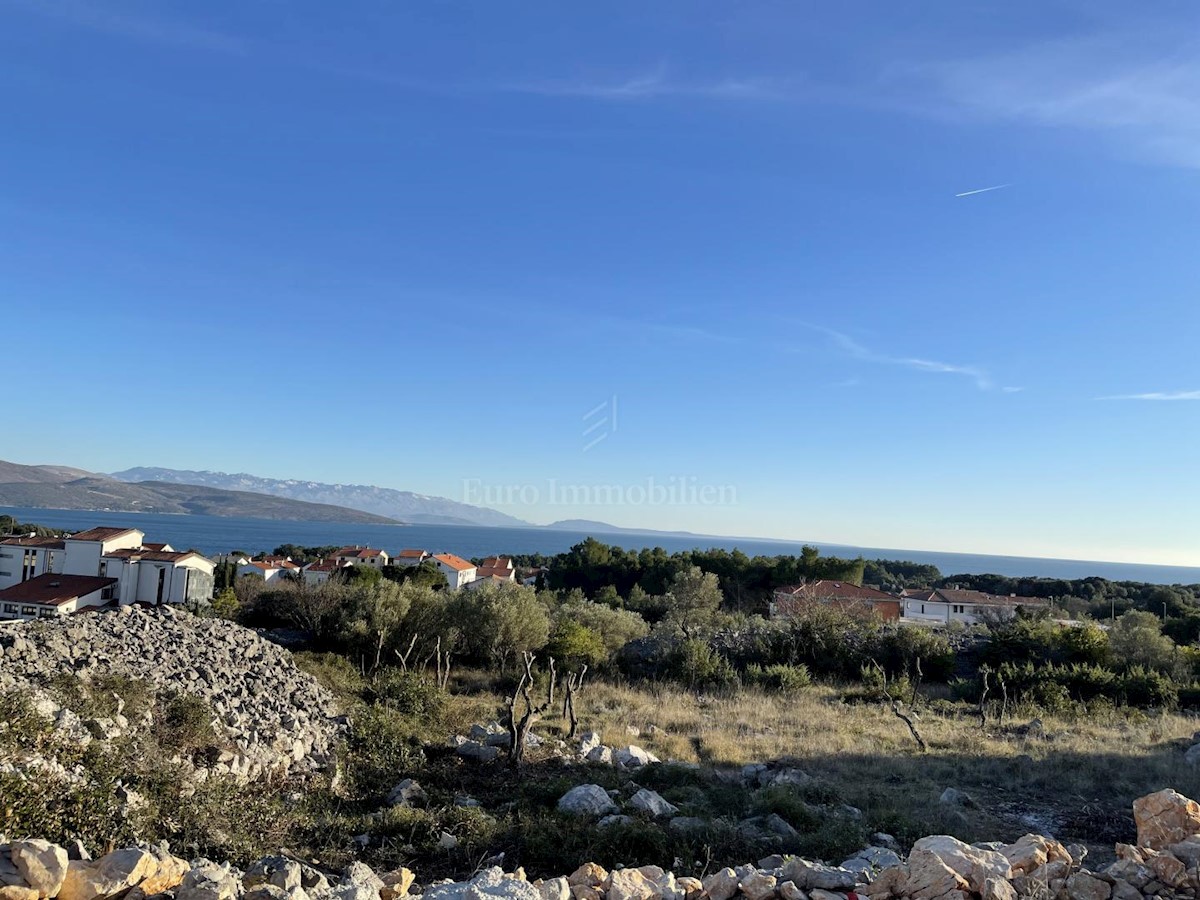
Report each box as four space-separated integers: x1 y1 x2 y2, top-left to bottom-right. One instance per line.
6 789 1198 900
0 605 342 780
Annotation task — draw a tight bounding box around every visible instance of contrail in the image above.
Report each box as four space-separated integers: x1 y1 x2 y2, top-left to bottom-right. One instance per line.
955 183 1011 198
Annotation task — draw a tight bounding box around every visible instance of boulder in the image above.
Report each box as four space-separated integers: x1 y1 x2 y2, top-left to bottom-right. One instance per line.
558 785 619 818
899 852 970 900
176 861 241 900
701 869 739 900
1133 789 1200 850
9 841 68 898
615 746 659 769
458 742 502 763
605 869 658 900
569 865 609 889
1000 834 1071 877
780 861 856 893
586 747 614 765
980 878 1015 900
778 884 807 900
245 857 304 893
578 733 602 755
909 836 1011 892
537 877 570 900
629 789 678 818
1065 873 1110 900
597 816 635 829
387 779 429 808
738 872 777 900
938 789 976 809
676 878 703 900
57 849 157 900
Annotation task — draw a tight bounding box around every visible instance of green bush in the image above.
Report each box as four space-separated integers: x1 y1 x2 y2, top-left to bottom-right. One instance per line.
667 639 737 690
744 663 812 692
370 670 445 721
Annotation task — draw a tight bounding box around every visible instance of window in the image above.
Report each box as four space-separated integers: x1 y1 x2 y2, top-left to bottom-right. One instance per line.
20 606 35 616
0 571 9 578
2 603 17 613
952 604 964 614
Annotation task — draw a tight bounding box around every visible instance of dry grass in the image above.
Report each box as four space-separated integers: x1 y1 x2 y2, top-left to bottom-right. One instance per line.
443 676 1200 859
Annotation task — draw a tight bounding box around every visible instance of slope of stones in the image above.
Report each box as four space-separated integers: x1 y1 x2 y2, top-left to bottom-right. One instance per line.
0 605 341 780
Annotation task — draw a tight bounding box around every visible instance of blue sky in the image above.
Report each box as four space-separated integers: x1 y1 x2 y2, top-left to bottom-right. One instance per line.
3 1 1200 565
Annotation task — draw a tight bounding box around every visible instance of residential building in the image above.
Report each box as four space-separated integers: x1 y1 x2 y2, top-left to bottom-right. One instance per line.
771 580 901 622
464 573 513 591
900 587 1046 625
392 549 430 567
0 526 214 621
302 558 346 586
334 546 389 569
431 553 477 590
475 556 516 582
237 559 301 583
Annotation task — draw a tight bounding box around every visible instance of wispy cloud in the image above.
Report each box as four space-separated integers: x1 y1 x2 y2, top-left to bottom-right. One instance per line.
802 324 1019 392
896 30 1200 168
498 65 787 101
2 0 247 54
1098 390 1200 401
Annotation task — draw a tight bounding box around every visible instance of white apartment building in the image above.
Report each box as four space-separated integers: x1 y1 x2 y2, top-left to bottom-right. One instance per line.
334 546 389 569
431 552 477 590
0 526 215 621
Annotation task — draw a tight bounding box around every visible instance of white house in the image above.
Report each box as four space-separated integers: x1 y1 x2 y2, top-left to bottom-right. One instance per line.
0 526 215 621
334 546 389 569
475 556 516 583
392 549 430 568
900 588 1046 625
302 558 347 586
431 553 477 590
237 559 301 583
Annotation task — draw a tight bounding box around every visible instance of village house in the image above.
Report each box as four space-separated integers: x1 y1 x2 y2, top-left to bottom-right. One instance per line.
236 559 302 583
392 549 430 567
770 580 902 622
430 552 477 590
0 526 215 621
334 546 389 569
900 587 1046 625
301 558 348 586
475 555 516 582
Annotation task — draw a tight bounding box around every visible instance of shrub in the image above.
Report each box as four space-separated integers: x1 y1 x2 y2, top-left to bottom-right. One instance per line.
745 663 812 692
667 639 737 690
370 670 445 721
155 693 218 754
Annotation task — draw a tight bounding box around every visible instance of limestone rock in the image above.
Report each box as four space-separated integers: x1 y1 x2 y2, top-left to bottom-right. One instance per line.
1065 873 1110 900
614 746 659 769
901 850 971 900
558 785 619 818
909 836 1012 892
738 872 777 900
176 861 241 900
58 849 157 900
629 789 677 818
537 877 570 900
388 779 429 808
1133 789 1200 850
605 869 657 900
780 861 855 893
701 869 739 900
569 865 609 889
380 868 416 900
1000 835 1071 877
778 883 808 900
9 841 68 898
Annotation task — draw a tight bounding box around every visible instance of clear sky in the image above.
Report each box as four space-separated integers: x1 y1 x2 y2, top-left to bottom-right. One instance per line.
3 1 1199 565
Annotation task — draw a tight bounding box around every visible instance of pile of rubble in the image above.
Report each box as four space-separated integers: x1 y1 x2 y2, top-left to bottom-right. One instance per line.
5 789 1200 900
0 605 343 781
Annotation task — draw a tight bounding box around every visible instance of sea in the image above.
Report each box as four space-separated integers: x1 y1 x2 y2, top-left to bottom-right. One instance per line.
2 506 1197 586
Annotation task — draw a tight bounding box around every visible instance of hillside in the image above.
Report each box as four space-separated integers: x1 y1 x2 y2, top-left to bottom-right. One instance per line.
111 466 534 527
0 461 400 524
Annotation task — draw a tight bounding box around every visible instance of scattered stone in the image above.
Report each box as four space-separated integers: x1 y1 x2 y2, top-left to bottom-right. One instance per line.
702 869 739 900
939 789 977 809
1065 872 1111 900
629 789 678 818
387 779 429 808
558 785 619 818
615 746 659 769
9 841 68 898
597 816 635 829
1133 789 1200 850
739 872 777 900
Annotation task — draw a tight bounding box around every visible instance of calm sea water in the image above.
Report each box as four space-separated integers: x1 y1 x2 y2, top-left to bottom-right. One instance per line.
3 506 1198 585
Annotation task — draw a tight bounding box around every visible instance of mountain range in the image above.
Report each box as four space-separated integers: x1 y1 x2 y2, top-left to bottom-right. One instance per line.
109 467 533 527
0 461 397 525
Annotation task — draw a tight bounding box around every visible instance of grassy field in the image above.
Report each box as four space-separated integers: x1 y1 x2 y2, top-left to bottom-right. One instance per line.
296 655 1200 879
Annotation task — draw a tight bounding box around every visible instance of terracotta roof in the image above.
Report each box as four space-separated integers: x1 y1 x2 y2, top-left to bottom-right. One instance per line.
69 527 141 543
775 580 897 601
396 549 428 559
432 553 475 572
933 589 1044 607
902 589 936 601
141 543 171 552
480 556 513 569
105 549 208 564
469 574 512 587
476 566 515 580
0 574 116 607
335 547 385 559
0 536 66 549
305 560 340 572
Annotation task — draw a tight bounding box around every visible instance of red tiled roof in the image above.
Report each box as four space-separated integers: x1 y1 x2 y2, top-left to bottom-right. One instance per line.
335 547 384 559
0 574 116 607
476 566 515 580
902 589 936 601
105 549 208 564
141 542 171 552
480 556 513 569
0 536 66 549
68 527 141 543
396 549 428 558
933 589 1044 607
432 553 475 572
775 580 897 601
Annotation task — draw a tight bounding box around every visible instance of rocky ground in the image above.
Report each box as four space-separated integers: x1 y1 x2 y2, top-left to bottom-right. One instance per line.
0 605 342 781
3 789 1199 900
